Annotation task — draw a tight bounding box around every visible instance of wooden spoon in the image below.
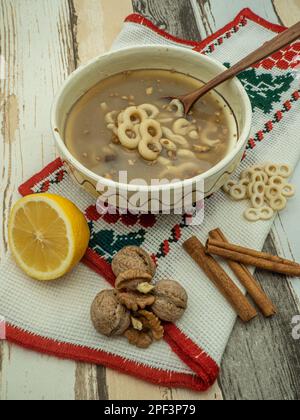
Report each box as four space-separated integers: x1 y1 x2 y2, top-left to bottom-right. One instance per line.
170 21 300 115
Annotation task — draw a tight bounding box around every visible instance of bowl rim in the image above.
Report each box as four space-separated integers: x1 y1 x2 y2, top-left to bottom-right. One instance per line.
51 44 252 193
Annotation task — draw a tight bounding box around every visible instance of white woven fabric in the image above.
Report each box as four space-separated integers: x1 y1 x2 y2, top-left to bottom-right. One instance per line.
0 11 299 388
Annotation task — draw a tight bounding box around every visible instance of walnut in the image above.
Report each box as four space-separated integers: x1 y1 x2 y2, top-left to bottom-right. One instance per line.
138 310 164 341
117 290 155 312
115 269 152 291
124 328 153 349
91 290 131 337
151 279 188 322
112 246 156 277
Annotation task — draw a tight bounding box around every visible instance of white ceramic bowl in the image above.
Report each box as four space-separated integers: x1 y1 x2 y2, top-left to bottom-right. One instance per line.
51 45 252 210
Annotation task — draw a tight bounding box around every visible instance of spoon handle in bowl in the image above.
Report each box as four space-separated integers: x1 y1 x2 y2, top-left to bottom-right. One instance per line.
183 21 300 111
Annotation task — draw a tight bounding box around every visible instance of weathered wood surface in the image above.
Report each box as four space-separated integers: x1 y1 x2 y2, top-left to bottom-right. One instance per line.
1 0 300 400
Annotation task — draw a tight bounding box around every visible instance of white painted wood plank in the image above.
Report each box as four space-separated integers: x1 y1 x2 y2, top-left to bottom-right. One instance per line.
0 344 76 400
0 0 78 400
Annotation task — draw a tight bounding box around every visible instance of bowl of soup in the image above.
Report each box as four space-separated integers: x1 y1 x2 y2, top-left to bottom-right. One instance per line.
52 45 252 211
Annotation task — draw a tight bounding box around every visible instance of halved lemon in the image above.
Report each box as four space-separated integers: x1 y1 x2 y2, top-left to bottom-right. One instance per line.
8 194 90 281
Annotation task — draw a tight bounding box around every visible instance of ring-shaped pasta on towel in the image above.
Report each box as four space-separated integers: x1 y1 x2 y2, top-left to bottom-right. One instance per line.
239 178 250 187
138 137 162 161
277 164 292 178
244 208 260 222
138 104 160 119
269 196 287 211
268 175 286 188
118 123 141 149
281 183 295 198
229 185 247 201
265 185 282 201
252 181 265 196
251 193 264 209
140 119 163 143
222 180 236 194
264 163 280 177
123 106 148 125
241 169 253 182
259 206 274 220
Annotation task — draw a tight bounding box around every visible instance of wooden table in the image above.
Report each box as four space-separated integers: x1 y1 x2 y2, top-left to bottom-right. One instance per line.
1 0 300 400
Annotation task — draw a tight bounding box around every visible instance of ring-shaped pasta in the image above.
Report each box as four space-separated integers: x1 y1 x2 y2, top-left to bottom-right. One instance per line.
269 196 287 211
277 164 292 178
251 193 264 209
223 180 236 194
244 208 260 222
157 156 172 166
247 182 255 198
138 138 162 161
240 169 251 181
281 183 295 198
265 185 282 201
140 119 163 142
117 111 125 126
268 175 286 188
123 106 148 125
251 165 264 173
259 206 274 221
162 127 189 147
138 104 159 119
264 163 280 177
105 111 118 125
252 181 265 196
189 130 199 140
160 138 177 152
118 123 141 149
173 118 195 136
239 178 250 187
229 185 247 201
177 149 197 159
160 162 199 179
167 99 185 117
201 122 221 147
107 123 119 136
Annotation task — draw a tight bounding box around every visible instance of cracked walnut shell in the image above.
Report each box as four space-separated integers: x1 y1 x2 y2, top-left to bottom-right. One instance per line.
91 290 131 337
151 279 188 322
112 246 156 277
117 290 155 312
115 269 153 291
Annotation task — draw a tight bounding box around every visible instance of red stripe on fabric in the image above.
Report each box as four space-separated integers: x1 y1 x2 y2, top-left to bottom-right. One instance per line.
6 324 210 392
194 8 285 52
18 158 63 196
125 13 200 47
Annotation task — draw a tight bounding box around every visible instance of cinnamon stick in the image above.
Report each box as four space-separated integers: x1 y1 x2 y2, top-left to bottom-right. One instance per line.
206 239 300 277
183 236 257 323
209 229 277 317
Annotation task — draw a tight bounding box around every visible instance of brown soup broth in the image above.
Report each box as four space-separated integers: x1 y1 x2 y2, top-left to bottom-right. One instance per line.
64 69 238 184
